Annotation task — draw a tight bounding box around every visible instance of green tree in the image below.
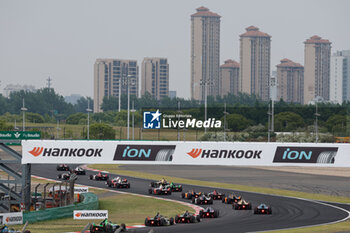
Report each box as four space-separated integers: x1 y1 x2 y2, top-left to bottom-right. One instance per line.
0 120 12 130
274 112 304 132
224 114 252 131
26 112 45 123
66 112 87 124
90 123 116 139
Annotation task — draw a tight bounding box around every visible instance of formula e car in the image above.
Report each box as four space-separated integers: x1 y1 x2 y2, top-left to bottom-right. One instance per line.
56 164 70 171
89 172 109 181
168 182 182 192
192 194 213 205
199 207 219 218
208 190 225 200
57 172 71 180
254 204 272 214
106 177 130 188
175 211 200 224
181 190 203 199
222 193 242 204
73 166 86 175
90 219 126 232
149 185 172 195
144 213 174 226
233 199 252 210
150 178 169 188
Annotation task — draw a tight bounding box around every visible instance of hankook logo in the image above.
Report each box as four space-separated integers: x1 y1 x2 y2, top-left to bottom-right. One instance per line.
114 145 176 161
28 147 103 157
29 147 43 157
273 147 338 163
186 148 262 159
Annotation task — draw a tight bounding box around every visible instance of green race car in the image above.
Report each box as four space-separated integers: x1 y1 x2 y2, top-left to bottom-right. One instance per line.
90 219 126 233
168 182 182 192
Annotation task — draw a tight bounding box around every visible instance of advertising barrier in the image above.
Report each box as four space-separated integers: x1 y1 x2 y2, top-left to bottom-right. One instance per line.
73 210 108 220
0 212 23 225
74 186 89 194
21 140 350 167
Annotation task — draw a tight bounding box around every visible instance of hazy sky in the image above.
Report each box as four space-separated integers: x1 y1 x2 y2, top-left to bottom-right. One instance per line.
0 0 349 98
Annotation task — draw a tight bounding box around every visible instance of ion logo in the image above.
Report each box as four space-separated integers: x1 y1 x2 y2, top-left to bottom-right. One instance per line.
143 110 161 129
114 145 176 161
187 149 202 158
273 147 338 163
29 147 44 157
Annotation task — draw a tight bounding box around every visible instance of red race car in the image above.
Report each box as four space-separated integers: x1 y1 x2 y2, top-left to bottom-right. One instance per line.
106 177 130 188
208 190 225 200
89 172 109 181
149 185 172 195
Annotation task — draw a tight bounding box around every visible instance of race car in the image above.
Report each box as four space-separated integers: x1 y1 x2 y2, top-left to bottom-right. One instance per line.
148 185 172 195
233 199 252 210
73 166 86 175
175 211 200 224
181 190 203 199
150 178 169 188
106 177 130 189
89 172 109 181
208 190 225 200
57 172 71 180
56 164 70 171
199 207 219 218
222 193 242 204
192 194 213 205
144 213 174 226
90 218 126 232
168 182 182 192
254 204 272 214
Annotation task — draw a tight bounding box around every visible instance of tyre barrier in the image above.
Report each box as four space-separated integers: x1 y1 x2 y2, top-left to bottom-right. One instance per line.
23 192 99 223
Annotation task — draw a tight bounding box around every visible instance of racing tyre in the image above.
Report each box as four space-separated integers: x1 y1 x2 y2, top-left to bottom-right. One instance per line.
57 175 61 179
148 189 152 194
248 204 252 210
89 175 93 180
181 193 185 198
175 215 179 223
234 204 238 210
178 187 182 192
160 218 166 226
120 223 126 231
196 215 201 222
190 216 195 223
90 225 96 233
214 210 219 218
222 198 225 203
199 210 203 216
116 184 120 188
170 217 174 225
145 218 149 226
151 182 155 187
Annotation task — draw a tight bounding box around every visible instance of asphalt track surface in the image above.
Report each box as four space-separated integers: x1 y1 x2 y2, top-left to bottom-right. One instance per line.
30 164 350 233
120 165 350 198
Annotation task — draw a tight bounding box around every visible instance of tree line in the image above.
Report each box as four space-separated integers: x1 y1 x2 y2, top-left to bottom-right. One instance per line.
0 88 349 137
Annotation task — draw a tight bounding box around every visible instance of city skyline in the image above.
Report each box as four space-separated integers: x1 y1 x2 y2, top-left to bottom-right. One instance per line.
0 0 349 98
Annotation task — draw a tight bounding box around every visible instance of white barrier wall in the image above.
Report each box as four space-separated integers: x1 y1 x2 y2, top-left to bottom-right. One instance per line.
0 212 23 225
22 140 350 167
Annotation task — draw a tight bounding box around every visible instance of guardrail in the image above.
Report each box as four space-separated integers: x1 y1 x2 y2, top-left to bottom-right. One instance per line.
23 192 98 223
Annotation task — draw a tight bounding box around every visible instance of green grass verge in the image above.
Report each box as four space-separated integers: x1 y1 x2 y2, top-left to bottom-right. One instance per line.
13 190 194 233
266 220 350 233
